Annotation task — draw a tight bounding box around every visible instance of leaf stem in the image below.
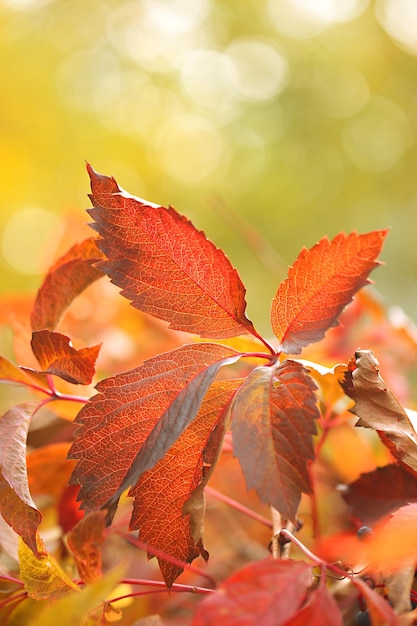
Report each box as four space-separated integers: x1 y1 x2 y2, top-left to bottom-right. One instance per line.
120 578 213 595
279 528 354 581
205 486 272 529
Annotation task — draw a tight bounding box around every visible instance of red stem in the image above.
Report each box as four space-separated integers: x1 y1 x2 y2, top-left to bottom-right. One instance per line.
205 486 273 529
120 578 213 595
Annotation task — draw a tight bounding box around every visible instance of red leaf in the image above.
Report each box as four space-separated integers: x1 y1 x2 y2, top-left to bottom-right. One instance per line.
352 577 400 626
343 464 417 524
0 404 42 555
231 360 319 520
271 230 388 354
31 237 105 331
68 343 239 537
283 583 343 626
86 164 258 340
129 379 241 586
191 559 312 625
341 350 417 472
30 329 101 385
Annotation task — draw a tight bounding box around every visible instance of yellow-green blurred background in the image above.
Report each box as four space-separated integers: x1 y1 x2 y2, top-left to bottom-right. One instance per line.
1 0 417 336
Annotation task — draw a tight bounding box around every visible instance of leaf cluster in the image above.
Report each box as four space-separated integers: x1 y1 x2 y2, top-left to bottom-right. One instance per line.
1 165 417 624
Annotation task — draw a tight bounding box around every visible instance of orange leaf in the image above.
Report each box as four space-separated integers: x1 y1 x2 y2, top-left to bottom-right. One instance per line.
231 360 319 520
30 329 101 385
0 404 41 554
0 356 43 387
86 164 259 340
69 342 239 578
271 230 388 354
27 442 75 498
129 379 240 586
191 559 312 625
67 511 106 583
341 350 417 472
31 237 105 331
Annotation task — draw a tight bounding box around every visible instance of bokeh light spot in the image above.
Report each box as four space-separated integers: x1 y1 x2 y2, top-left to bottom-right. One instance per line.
377 0 417 56
267 0 368 40
1 208 63 275
155 115 225 184
312 61 369 118
226 38 289 103
342 96 413 172
180 50 237 119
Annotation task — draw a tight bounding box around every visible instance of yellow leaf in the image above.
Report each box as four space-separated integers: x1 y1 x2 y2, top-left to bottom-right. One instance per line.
30 567 124 626
19 534 79 600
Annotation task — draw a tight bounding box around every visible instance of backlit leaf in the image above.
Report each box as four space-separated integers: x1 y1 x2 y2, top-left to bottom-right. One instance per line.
191 559 312 625
69 343 240 578
129 379 241 586
27 442 75 498
86 164 258 340
30 329 100 384
28 567 123 626
19 533 79 600
0 404 41 554
0 356 43 387
271 230 388 354
231 359 319 520
341 350 417 472
31 237 105 331
67 510 106 583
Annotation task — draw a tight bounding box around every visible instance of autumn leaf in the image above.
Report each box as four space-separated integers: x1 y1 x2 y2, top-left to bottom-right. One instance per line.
30 329 101 384
231 359 319 521
29 567 123 626
271 230 388 354
86 164 261 341
0 404 41 554
341 350 417 472
19 533 79 600
67 510 106 583
129 379 240 586
343 464 417 524
191 559 312 625
27 442 75 498
69 343 240 584
31 237 105 331
0 356 44 388
283 582 343 626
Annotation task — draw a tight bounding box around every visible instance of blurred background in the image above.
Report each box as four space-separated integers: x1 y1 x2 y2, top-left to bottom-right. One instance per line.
1 0 417 336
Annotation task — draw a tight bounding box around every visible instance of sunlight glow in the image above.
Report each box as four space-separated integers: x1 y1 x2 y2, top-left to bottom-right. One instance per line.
377 0 417 56
1 208 63 274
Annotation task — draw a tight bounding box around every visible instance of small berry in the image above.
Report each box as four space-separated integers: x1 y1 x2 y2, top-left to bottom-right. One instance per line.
357 526 374 541
355 610 371 626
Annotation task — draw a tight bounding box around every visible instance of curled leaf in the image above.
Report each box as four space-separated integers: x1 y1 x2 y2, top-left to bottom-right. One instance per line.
31 237 105 332
0 404 41 554
31 329 100 385
341 350 417 472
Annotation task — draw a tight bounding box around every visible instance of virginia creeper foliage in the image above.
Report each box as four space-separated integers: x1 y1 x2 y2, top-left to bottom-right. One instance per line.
3 164 417 624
